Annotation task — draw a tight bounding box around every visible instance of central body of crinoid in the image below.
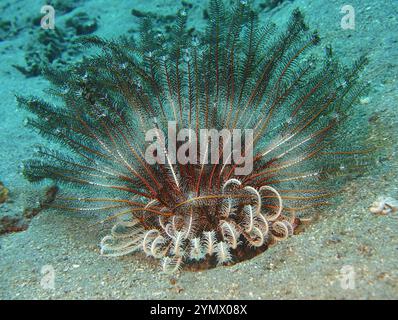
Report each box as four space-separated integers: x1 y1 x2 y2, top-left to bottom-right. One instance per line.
101 177 300 272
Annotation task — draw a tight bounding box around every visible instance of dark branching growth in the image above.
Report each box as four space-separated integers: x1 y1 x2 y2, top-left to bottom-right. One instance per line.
18 0 371 272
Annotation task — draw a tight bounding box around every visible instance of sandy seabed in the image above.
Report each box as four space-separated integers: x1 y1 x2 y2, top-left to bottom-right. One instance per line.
0 0 397 299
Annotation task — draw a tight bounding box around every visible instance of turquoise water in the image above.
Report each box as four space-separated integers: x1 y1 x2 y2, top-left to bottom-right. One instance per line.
0 0 397 300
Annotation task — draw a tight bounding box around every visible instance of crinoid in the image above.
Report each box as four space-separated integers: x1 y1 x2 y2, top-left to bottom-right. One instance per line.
18 0 371 272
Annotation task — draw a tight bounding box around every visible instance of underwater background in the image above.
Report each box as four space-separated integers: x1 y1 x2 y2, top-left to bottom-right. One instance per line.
0 0 397 299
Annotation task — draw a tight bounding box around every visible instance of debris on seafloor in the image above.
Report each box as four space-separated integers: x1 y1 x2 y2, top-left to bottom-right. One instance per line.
369 197 398 215
23 185 59 219
0 181 9 204
0 216 29 234
0 185 59 235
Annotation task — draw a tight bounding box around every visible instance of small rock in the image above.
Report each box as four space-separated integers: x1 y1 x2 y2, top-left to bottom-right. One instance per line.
369 197 398 215
66 12 98 35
